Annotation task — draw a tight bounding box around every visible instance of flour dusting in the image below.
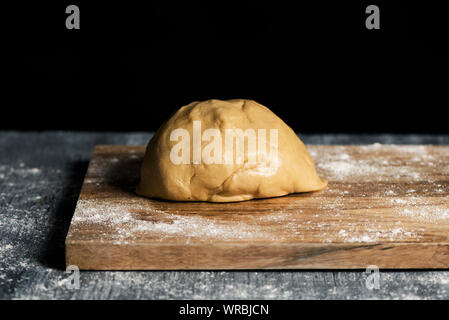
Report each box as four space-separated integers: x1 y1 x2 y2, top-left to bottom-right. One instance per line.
314 145 444 183
68 144 449 245
71 199 261 243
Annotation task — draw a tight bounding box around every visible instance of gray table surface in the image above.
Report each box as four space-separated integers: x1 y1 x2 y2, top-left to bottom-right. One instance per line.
1 131 449 300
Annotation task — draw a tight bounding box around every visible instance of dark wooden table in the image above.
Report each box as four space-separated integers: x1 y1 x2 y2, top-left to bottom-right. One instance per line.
1 131 449 299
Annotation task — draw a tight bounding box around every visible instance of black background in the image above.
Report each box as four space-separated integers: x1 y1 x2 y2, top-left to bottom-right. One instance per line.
3 1 448 133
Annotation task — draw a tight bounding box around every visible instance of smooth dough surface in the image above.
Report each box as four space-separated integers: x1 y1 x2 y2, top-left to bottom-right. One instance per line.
137 99 327 202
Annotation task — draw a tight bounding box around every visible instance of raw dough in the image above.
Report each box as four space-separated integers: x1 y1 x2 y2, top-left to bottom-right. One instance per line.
137 99 327 202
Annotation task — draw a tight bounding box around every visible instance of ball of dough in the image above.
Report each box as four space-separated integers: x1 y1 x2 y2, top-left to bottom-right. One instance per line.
136 99 327 202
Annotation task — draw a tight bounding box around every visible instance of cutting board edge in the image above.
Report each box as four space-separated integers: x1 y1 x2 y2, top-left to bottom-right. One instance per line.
65 240 449 270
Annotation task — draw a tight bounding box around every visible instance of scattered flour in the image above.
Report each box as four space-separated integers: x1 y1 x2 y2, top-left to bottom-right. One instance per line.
71 199 260 242
4 134 449 300
314 145 444 183
68 144 449 246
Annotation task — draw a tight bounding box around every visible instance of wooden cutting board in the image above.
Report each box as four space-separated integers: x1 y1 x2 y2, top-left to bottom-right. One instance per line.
65 145 449 270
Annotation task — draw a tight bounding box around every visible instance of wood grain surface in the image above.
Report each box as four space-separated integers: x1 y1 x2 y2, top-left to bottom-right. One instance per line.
66 145 449 270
